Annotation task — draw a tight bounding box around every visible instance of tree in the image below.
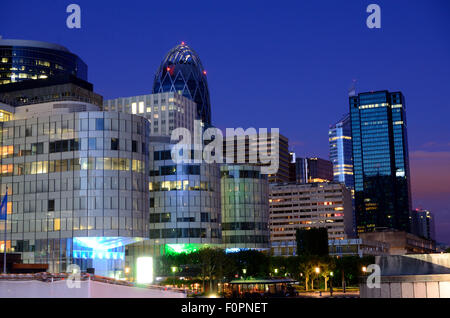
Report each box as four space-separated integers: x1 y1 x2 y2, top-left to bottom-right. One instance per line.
296 228 329 257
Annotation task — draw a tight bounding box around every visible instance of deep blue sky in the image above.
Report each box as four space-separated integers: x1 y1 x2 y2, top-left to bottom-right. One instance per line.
1 0 450 243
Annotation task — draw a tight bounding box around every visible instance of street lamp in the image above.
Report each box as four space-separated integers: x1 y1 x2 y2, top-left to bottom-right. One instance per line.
329 272 334 296
242 268 247 274
362 266 367 273
315 267 320 291
171 266 177 273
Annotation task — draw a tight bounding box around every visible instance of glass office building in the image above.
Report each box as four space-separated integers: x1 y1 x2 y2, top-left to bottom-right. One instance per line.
104 92 195 137
0 39 87 85
126 138 221 261
329 113 354 189
350 91 412 233
153 42 211 126
220 164 270 250
0 102 150 277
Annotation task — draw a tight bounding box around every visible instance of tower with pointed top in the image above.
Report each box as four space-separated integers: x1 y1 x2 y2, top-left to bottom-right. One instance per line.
153 42 211 126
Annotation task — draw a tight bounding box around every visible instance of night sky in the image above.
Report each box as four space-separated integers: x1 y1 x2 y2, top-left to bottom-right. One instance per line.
1 0 449 243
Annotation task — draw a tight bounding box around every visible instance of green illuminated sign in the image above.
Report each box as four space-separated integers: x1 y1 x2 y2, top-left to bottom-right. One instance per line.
164 243 211 255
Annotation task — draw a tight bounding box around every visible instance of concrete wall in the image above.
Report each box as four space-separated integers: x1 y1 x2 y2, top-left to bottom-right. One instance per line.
0 280 186 298
360 276 450 298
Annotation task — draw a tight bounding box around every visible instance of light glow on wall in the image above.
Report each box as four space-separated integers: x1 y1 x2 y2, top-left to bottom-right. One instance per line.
136 257 153 284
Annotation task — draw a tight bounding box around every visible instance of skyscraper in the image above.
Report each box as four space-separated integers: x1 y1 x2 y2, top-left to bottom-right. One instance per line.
292 157 333 184
350 90 412 233
153 42 211 126
413 208 436 241
329 113 354 189
0 39 87 85
104 92 195 137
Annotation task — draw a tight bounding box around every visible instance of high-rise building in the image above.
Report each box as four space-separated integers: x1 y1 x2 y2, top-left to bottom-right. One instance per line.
413 208 436 241
329 113 354 189
223 132 290 184
220 164 270 251
0 99 150 277
269 182 353 256
292 157 333 184
153 42 211 126
104 92 195 136
127 137 222 258
0 39 87 85
0 74 102 108
350 90 412 233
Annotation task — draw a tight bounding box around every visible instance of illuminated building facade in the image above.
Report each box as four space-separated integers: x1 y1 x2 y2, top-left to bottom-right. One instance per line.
269 182 353 256
329 113 354 189
350 91 412 234
126 137 222 262
223 132 290 184
0 39 87 85
103 92 195 136
293 157 333 183
413 208 435 241
220 164 270 250
0 100 150 277
153 43 211 126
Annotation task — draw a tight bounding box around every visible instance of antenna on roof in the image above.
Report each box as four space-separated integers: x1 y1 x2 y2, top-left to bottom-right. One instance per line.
348 79 357 97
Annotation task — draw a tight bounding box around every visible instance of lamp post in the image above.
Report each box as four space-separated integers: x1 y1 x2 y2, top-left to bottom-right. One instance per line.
315 267 320 291
242 268 247 278
171 266 177 286
330 272 334 297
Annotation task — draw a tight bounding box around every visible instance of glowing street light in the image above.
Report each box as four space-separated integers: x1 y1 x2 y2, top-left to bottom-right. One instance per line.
171 266 177 273
330 271 334 277
274 268 279 274
242 268 247 274
362 266 367 273
315 267 320 274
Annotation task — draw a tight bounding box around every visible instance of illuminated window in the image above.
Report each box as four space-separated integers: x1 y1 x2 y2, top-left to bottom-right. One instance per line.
131 102 137 114
139 101 144 114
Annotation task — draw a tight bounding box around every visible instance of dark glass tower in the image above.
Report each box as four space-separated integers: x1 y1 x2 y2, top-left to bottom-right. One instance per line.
350 91 412 234
153 42 211 126
0 39 87 85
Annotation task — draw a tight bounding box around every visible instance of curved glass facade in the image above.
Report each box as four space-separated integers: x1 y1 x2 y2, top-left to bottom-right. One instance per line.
220 165 270 250
153 43 211 126
0 111 150 275
139 142 222 257
0 39 87 85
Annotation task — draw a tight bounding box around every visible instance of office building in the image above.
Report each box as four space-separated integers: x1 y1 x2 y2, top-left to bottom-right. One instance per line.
269 182 353 256
413 208 435 241
329 113 354 189
220 164 270 250
104 92 195 136
0 39 87 85
0 99 150 277
350 91 412 233
0 74 102 107
125 137 222 261
153 42 211 126
292 157 333 184
328 238 389 257
359 230 436 255
223 132 290 184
